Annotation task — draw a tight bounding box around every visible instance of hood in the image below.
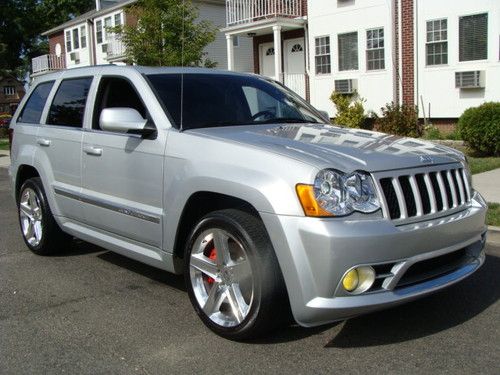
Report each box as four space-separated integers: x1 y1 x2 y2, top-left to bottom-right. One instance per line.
188 123 465 173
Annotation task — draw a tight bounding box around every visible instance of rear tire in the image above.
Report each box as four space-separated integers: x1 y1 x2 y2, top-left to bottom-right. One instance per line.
184 209 290 340
18 177 71 255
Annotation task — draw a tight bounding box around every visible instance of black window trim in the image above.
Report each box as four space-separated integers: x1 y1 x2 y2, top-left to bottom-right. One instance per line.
45 76 94 129
17 80 56 125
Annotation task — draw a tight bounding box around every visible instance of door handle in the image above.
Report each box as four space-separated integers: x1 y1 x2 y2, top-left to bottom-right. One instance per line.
83 145 103 156
36 138 51 147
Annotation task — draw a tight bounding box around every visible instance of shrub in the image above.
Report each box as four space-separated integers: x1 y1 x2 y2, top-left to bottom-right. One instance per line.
458 102 500 156
377 102 422 137
330 90 366 128
422 124 443 140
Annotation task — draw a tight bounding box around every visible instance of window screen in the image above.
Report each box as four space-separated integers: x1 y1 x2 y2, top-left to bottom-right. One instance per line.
459 13 488 61
18 81 54 124
47 77 92 128
338 32 358 71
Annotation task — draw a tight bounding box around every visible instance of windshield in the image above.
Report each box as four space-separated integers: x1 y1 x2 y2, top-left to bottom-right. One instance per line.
146 73 327 130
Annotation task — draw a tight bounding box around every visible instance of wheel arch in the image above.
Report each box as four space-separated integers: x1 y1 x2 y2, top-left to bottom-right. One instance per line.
15 164 40 203
172 191 261 261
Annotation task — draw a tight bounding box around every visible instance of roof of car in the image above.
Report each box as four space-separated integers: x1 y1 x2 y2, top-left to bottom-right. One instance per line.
32 66 258 85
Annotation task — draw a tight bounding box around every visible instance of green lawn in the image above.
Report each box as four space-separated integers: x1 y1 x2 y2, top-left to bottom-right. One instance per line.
0 138 9 151
469 156 500 175
487 203 500 227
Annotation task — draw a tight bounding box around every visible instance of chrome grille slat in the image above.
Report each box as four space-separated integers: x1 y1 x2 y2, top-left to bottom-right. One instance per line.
436 172 449 210
391 178 408 219
377 165 472 223
423 173 437 213
446 170 458 208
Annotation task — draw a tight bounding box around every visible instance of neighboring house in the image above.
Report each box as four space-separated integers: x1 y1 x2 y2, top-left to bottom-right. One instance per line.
0 75 26 115
32 0 253 76
222 0 500 124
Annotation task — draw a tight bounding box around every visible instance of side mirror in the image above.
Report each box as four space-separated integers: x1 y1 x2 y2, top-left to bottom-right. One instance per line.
319 110 330 122
99 107 155 136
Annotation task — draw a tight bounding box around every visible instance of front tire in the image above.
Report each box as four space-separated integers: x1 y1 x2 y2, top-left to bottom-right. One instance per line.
18 177 71 255
184 209 289 340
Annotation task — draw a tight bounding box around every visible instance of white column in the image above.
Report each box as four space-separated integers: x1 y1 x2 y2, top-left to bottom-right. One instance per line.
226 34 234 71
272 25 282 82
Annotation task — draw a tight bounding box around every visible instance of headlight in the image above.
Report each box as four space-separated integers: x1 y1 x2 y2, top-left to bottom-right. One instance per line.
296 169 380 217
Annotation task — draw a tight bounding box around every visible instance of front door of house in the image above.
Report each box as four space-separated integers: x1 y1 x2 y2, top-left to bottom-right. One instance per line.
284 38 305 74
260 42 275 78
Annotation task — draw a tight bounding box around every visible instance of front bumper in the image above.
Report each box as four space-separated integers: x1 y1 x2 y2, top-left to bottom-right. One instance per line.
260 192 487 327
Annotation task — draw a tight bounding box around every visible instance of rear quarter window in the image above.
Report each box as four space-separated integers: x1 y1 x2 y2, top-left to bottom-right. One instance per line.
47 77 93 128
17 81 55 124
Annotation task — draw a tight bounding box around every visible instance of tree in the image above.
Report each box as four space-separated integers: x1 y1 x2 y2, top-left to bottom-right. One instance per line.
112 0 217 67
0 0 94 79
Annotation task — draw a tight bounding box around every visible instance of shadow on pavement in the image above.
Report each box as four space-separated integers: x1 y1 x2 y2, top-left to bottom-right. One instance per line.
97 250 186 292
325 253 500 348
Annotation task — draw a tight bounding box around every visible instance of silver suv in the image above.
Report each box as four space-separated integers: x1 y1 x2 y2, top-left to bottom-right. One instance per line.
9 66 487 340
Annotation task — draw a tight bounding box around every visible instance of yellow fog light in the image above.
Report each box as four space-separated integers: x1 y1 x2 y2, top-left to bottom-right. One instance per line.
342 269 359 292
342 266 376 294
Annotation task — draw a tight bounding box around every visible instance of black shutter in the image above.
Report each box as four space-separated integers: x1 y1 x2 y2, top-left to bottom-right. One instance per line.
459 13 488 61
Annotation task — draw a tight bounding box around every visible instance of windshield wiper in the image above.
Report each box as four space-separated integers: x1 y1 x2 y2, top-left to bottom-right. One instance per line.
255 118 318 124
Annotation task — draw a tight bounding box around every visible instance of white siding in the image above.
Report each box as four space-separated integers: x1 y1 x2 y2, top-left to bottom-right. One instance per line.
307 0 395 117
64 23 92 69
416 0 500 118
197 1 253 72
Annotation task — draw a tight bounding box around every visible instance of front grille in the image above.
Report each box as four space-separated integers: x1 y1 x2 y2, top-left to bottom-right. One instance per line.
379 167 471 221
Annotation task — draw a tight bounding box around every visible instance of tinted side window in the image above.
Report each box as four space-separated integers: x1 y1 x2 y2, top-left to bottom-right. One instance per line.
47 77 93 128
93 77 147 130
18 81 55 124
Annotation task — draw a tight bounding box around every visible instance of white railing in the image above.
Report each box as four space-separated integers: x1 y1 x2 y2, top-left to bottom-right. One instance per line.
282 73 306 99
32 54 65 74
106 34 126 61
226 0 302 26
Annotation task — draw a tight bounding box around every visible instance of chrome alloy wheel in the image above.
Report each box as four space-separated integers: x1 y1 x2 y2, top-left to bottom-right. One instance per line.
189 228 254 327
19 187 43 247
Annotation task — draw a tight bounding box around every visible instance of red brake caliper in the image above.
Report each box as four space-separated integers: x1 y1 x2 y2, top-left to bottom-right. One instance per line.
206 247 217 284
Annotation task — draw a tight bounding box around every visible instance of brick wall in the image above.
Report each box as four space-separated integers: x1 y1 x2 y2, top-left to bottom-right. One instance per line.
301 0 307 17
401 0 414 106
48 31 65 55
0 77 26 114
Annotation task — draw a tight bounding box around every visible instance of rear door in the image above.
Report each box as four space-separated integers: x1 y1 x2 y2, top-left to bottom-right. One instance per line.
36 77 93 220
81 75 166 248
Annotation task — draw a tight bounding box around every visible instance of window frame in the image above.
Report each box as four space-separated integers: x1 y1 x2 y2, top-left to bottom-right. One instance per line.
80 25 87 49
426 18 448 66
458 12 488 62
65 30 72 52
3 86 16 96
338 31 359 71
314 36 331 75
46 76 94 129
17 81 55 125
95 11 124 45
91 75 155 136
366 27 385 71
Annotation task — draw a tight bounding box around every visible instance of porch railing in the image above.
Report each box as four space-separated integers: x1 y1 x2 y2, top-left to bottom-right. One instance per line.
32 54 65 75
106 34 127 61
226 0 303 26
282 73 306 99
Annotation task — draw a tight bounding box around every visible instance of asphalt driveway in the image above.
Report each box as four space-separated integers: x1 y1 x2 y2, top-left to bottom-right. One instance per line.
1 168 499 374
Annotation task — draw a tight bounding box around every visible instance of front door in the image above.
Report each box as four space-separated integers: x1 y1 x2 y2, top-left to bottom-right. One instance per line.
284 38 305 74
81 76 165 248
260 42 275 78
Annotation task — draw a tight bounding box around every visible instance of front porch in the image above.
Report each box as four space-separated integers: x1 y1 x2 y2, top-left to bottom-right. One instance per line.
223 0 309 99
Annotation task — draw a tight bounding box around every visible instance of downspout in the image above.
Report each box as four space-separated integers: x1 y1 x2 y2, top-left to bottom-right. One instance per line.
415 0 419 117
88 20 96 66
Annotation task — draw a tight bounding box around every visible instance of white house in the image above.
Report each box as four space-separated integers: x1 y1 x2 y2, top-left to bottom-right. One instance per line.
32 0 252 75
222 0 500 125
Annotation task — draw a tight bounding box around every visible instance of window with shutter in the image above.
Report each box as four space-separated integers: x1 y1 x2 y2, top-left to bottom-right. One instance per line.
459 13 488 61
338 32 358 71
